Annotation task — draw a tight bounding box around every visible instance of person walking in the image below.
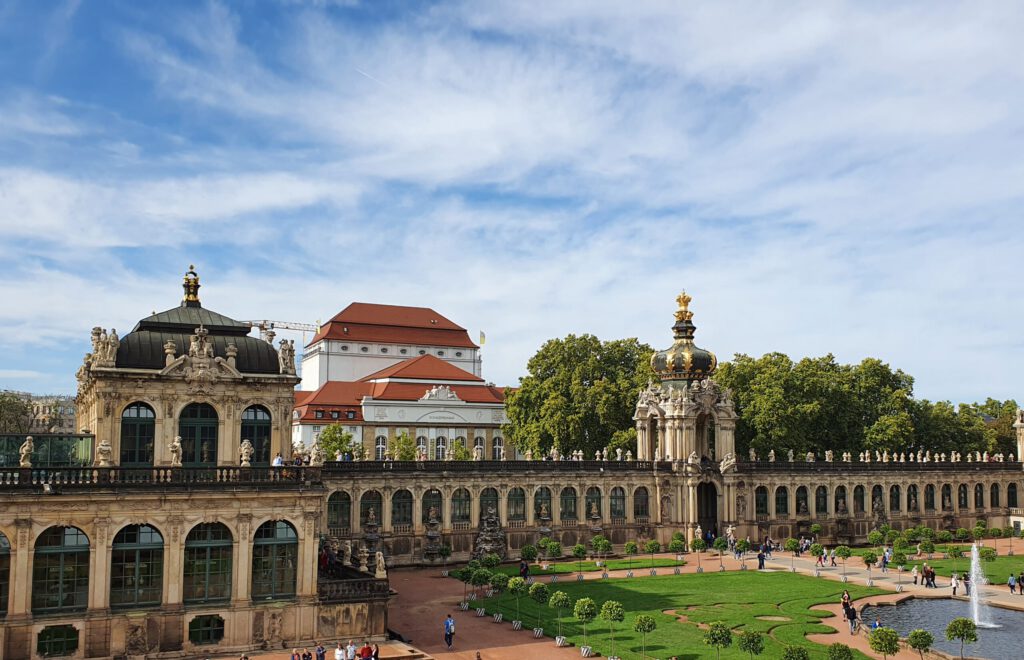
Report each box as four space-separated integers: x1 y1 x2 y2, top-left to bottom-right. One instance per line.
1009 574 1017 594
345 640 357 660
951 572 959 596
1018 571 1024 595
963 573 971 596
756 548 765 570
358 641 373 659
290 650 301 660
301 649 313 660
334 642 344 660
370 643 380 660
846 604 859 635
444 613 456 650
315 642 326 660
830 547 837 567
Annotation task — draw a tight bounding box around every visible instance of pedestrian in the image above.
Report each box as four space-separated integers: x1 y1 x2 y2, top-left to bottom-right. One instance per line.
334 642 344 660
911 565 919 585
315 642 326 660
871 618 881 631
757 549 765 570
1018 572 1023 595
371 643 380 660
358 641 373 659
519 558 529 578
273 452 284 467
1010 574 1017 594
830 548 837 567
963 573 971 596
345 639 357 660
846 604 859 634
290 650 301 660
302 648 313 660
444 613 456 650
951 573 959 596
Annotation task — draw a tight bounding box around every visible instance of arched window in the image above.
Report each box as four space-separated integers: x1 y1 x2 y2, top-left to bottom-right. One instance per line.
0 532 9 616
756 486 769 515
184 523 232 604
815 486 828 515
585 487 602 520
941 484 952 511
834 486 847 515
535 487 552 519
889 485 901 512
452 488 471 523
327 492 351 535
110 525 163 608
958 484 969 509
375 436 388 461
120 402 155 467
991 484 1001 508
474 436 485 459
392 490 413 527
360 491 383 528
434 436 447 460
974 483 984 509
907 485 920 511
480 488 499 522
241 405 271 466
775 487 789 515
560 487 578 521
415 436 427 458
610 487 626 519
455 436 466 451
251 521 297 600
871 485 884 512
924 484 936 510
32 526 89 613
423 489 442 524
491 436 504 460
1009 483 1019 508
854 486 865 513
179 403 218 467
634 487 650 518
795 486 808 515
507 487 526 521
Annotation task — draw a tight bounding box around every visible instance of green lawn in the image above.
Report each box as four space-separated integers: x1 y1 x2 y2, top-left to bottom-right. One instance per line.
494 557 685 576
469 571 883 659
859 544 1024 584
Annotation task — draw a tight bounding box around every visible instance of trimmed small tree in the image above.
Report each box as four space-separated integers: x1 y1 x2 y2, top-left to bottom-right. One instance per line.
956 527 969 542
573 543 587 574
945 617 978 659
736 539 751 568
867 530 884 550
439 543 452 572
738 630 764 659
489 571 509 594
599 599 625 658
454 566 472 603
782 645 810 660
507 576 527 623
826 642 854 660
481 553 501 569
590 535 607 563
574 597 597 648
624 540 639 572
869 627 900 660
784 537 800 571
703 621 733 660
810 543 824 568
633 614 656 659
470 568 492 600
691 538 707 571
990 527 1004 555
920 539 935 558
908 629 934 659
668 538 686 567
528 582 549 630
892 552 907 586
713 536 729 570
862 552 878 581
521 544 538 563
546 540 563 561
835 545 852 577
548 590 572 638
644 539 661 569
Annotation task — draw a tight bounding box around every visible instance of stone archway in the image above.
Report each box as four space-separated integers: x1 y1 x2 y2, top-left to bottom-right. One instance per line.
697 482 719 539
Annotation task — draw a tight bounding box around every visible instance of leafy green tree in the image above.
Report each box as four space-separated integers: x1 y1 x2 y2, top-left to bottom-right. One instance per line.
520 544 538 562
391 431 417 460
810 543 824 563
624 540 638 572
573 597 597 647
826 642 854 660
781 645 810 660
867 530 884 548
869 627 900 660
691 538 707 570
573 543 587 574
633 614 656 659
835 545 852 577
507 576 527 622
481 553 501 569
489 572 508 593
470 568 492 599
450 441 472 461
784 538 800 571
503 334 654 456
736 539 751 568
528 582 549 629
548 590 572 637
738 630 765 659
908 629 934 659
714 536 729 570
438 544 452 571
892 552 907 585
546 541 562 560
595 537 612 561
973 526 986 542
703 621 733 660
599 599 625 658
453 567 472 602
979 547 997 562
862 552 878 578
809 523 822 539
919 539 935 557
937 530 953 543
317 424 355 459
945 617 977 659
0 392 31 433
644 539 661 568
590 535 607 559
668 539 686 566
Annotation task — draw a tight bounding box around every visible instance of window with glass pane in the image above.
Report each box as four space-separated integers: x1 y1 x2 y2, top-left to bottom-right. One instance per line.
889 486 901 512
360 491 382 528
585 487 601 519
110 525 163 608
392 490 413 526
434 437 447 460
241 405 272 466
795 487 807 514
633 487 649 518
375 436 387 461
120 403 155 466
183 523 232 604
991 484 1000 508
327 492 351 534
0 532 9 616
252 521 297 600
907 485 919 511
452 488 471 523
1010 483 1019 508
975 484 984 508
37 625 79 657
854 486 865 513
32 526 90 613
491 436 503 460
757 487 769 515
958 484 968 508
814 487 828 514
610 487 626 518
188 615 225 645
479 488 499 522
474 436 485 458
507 487 526 521
423 489 442 523
534 487 552 519
416 436 427 457
925 485 935 510
775 487 789 515
179 403 218 466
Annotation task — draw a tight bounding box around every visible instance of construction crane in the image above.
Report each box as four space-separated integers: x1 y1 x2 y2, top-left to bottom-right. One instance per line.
245 320 319 344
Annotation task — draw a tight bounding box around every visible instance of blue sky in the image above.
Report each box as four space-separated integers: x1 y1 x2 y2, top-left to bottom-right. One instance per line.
1 1 1022 404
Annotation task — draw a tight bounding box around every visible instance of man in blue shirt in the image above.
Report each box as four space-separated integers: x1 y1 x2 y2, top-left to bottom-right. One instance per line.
444 613 455 650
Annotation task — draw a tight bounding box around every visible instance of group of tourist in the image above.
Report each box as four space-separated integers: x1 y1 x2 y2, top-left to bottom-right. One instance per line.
283 640 380 660
911 563 943 589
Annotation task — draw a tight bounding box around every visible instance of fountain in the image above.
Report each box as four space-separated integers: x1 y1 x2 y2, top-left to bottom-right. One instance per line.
969 543 998 628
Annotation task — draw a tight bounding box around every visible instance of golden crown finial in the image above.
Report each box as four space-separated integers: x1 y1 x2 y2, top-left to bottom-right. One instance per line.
674 290 693 322
182 265 201 304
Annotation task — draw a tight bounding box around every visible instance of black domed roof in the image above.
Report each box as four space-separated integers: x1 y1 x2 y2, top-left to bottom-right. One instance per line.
650 291 717 385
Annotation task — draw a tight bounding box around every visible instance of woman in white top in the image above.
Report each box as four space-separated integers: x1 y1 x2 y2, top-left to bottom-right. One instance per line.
911 565 919 585
951 573 960 596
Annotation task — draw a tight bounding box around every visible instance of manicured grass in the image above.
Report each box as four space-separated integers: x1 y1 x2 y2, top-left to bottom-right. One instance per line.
494 557 685 576
470 570 884 659
860 544 1024 583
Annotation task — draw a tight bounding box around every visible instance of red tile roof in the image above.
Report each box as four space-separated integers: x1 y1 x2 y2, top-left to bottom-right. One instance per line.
360 354 484 383
308 302 478 348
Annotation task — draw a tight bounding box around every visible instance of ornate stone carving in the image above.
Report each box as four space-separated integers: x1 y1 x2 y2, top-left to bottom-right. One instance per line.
240 439 254 467
19 436 34 467
278 339 296 375
95 438 112 467
421 385 460 401
169 436 182 467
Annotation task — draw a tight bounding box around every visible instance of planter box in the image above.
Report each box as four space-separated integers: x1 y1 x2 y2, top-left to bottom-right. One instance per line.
556 635 570 647
576 574 584 582
673 567 681 575
696 566 704 573
601 572 610 579
649 568 658 576
459 601 469 610
493 613 503 623
866 579 874 587
512 620 522 630
625 570 634 578
476 607 486 617
581 645 594 657
441 569 449 577
533 627 544 638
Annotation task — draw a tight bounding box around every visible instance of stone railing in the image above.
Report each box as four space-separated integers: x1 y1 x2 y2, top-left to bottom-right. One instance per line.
0 465 322 490
317 568 391 605
323 460 668 474
738 460 1022 473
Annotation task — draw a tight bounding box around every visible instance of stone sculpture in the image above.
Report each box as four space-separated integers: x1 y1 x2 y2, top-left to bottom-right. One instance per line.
96 439 113 467
169 436 182 467
375 551 387 579
240 439 254 467
19 436 34 468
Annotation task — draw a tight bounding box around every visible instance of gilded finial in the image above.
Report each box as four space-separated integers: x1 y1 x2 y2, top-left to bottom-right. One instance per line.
674 290 693 322
182 265 201 306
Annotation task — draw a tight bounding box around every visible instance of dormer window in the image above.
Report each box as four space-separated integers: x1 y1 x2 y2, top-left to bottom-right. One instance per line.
346 411 355 420
331 411 339 419
315 410 324 419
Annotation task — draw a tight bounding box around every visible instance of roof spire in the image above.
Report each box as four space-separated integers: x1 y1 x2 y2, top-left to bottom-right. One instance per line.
182 265 201 307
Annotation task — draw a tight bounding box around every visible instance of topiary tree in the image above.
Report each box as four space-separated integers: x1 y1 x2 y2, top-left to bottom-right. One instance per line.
905 527 922 543
668 538 686 567
990 527 1004 554
590 535 607 562
835 545 852 577
826 642 854 660
521 544 538 563
438 543 452 572
892 552 907 586
956 527 969 542
810 543 824 566
810 523 822 540
979 546 997 562
713 536 729 570
454 566 472 602
972 526 986 543
624 540 638 572
507 576 527 623
489 571 509 593
481 552 501 569
691 537 707 570
784 538 800 571
703 621 733 660
937 530 953 544
782 645 810 660
644 539 661 568
528 582 549 629
920 539 935 558
886 529 901 545
596 537 612 562
861 552 878 580
573 597 597 647
546 540 563 560
738 630 764 659
599 599 625 658
633 614 656 659
945 617 977 659
908 629 934 659
573 543 587 574
736 538 751 568
470 568 492 600
548 590 572 638
869 627 900 660
672 530 685 543
867 530 884 549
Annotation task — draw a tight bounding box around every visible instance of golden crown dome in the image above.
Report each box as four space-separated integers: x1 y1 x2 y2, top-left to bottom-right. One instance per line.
650 290 717 384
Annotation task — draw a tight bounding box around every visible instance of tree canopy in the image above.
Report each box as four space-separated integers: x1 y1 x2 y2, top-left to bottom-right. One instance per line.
0 392 32 434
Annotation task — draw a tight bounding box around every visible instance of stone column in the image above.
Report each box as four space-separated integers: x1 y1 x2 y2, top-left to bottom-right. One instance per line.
577 488 586 525
682 421 697 461
442 489 452 533
297 511 319 597
412 490 424 533
625 487 635 523
232 514 253 603
470 488 481 527
10 519 32 615
526 487 536 526
687 484 699 542
88 519 112 611
635 422 647 460
382 490 393 534
164 516 185 607
498 487 509 526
